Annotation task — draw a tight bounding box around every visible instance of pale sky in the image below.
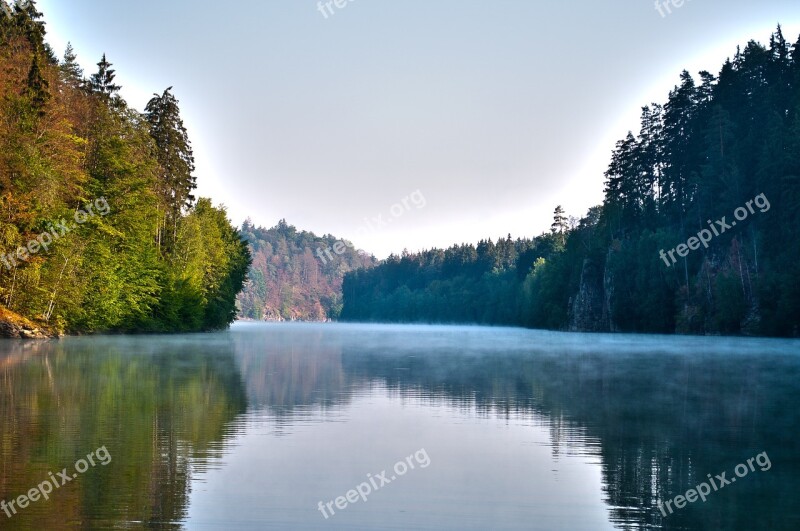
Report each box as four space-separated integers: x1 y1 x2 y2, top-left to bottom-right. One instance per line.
37 0 800 257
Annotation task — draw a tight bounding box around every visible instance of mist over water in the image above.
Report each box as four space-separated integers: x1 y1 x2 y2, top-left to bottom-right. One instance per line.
1 323 799 529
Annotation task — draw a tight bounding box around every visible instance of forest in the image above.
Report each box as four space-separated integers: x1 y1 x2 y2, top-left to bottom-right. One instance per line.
342 27 800 337
0 1 250 335
238 220 374 322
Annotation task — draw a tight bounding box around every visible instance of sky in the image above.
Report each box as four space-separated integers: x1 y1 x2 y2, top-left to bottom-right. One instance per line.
36 0 800 258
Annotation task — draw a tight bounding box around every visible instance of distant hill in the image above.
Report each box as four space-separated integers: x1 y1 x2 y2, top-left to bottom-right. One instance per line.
237 220 375 321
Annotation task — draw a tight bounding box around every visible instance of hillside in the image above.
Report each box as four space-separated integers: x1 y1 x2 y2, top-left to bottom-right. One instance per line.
238 220 374 321
0 2 250 335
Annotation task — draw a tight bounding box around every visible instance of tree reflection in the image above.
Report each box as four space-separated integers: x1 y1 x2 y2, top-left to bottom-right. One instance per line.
0 336 247 529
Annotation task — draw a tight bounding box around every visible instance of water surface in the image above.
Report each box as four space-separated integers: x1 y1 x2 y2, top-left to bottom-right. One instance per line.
1 323 798 529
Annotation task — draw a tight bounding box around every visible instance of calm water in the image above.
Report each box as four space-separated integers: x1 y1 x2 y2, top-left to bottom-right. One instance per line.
1 323 799 530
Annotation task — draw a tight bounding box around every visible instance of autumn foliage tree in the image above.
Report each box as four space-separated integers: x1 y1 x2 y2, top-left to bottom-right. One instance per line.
0 2 250 334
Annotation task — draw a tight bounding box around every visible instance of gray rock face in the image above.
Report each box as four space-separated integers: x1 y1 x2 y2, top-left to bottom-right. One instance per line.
568 258 607 332
602 247 618 333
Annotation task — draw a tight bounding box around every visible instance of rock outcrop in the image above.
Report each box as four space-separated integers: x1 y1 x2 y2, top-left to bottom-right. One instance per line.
568 258 607 332
0 308 58 339
568 247 618 333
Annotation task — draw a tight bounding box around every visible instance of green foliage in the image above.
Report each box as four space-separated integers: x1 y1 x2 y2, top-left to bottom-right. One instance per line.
342 236 536 325
88 53 120 99
59 42 82 86
24 54 48 115
0 6 250 334
712 271 747 333
145 87 196 253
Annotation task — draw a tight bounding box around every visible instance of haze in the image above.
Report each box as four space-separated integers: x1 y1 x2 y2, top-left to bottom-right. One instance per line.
38 0 800 257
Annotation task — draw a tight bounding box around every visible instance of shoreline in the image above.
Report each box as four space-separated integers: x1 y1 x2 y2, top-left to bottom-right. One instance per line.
0 307 59 339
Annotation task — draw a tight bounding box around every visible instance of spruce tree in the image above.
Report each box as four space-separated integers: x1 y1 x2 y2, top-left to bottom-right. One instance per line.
661 71 699 228
14 0 45 50
60 42 83 87
145 87 197 253
551 206 568 248
89 53 121 99
551 206 568 234
24 53 49 115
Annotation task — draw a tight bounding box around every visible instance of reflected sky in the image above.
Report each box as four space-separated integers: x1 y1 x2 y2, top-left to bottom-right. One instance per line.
2 323 799 529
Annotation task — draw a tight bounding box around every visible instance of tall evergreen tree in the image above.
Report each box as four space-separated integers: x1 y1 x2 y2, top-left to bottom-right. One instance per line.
89 53 121 99
60 42 83 87
552 205 569 246
661 70 699 229
24 53 49 115
145 87 197 252
12 0 45 50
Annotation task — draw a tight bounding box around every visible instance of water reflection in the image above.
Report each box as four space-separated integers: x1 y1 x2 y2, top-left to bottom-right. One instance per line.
0 335 247 529
1 324 799 530
229 324 800 530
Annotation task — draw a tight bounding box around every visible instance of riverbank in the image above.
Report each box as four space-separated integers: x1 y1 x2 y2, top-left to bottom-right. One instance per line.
0 307 59 339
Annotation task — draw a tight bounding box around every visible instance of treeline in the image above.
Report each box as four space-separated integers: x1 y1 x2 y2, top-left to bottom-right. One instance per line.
341 235 556 324
342 27 800 337
0 1 250 334
238 220 374 321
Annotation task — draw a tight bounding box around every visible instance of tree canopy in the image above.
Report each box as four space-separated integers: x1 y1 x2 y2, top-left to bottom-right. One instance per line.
0 2 250 334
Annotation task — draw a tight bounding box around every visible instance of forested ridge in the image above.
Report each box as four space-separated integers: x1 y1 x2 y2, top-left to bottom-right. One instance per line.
0 1 250 335
342 27 800 337
238 220 374 322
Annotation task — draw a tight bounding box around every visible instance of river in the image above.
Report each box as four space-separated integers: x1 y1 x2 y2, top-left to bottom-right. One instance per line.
1 322 798 530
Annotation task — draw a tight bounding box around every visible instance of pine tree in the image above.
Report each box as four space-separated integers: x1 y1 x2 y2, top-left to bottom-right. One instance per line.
14 0 45 50
89 53 121 99
551 205 567 234
636 104 664 228
603 133 640 231
551 205 568 248
24 53 49 115
694 105 741 232
789 34 800 122
661 70 699 229
0 4 251 335
60 42 83 87
145 87 197 253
